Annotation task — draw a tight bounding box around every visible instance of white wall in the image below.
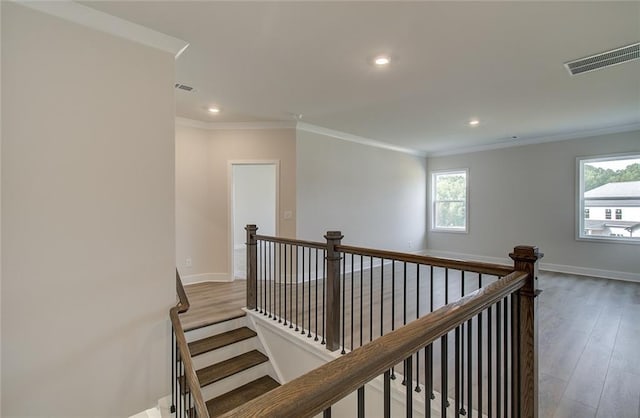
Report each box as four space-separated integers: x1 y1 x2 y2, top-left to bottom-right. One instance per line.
296 130 427 251
1 4 175 416
426 130 640 281
175 125 296 281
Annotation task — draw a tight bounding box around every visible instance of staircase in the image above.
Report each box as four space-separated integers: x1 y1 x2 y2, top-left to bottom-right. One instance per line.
181 315 280 417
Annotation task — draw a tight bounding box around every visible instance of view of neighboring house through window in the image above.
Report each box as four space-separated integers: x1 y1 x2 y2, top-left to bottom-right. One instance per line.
578 154 640 243
431 169 468 232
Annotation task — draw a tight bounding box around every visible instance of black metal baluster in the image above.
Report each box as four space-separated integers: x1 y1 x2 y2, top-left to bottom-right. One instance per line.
380 259 384 338
300 246 305 333
354 253 357 350
307 247 312 337
504 295 509 417
370 256 374 343
358 386 365 418
402 261 408 386
467 318 473 418
268 242 272 318
406 355 413 418
442 334 449 417
416 265 421 392
391 261 396 379
358 254 362 347
294 245 299 330
341 253 346 354
488 304 493 418
384 370 391 418
511 292 520 417
477 275 483 417
455 326 461 418
460 272 466 416
290 245 294 328
426 344 434 418
178 349 182 418
322 249 326 344
315 248 319 341
496 300 502 418
323 407 332 418
283 244 288 326
278 242 282 323
171 329 175 414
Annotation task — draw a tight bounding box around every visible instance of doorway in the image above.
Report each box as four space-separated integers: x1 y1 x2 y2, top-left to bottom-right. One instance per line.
230 162 278 280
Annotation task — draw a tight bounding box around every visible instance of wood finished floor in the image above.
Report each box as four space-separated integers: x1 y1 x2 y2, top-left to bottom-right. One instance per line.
182 272 640 418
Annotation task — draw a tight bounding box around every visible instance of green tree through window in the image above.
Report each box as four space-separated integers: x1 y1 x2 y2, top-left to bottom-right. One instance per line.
432 170 467 231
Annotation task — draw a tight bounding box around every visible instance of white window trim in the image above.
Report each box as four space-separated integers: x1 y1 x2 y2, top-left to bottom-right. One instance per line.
576 153 640 245
431 168 469 233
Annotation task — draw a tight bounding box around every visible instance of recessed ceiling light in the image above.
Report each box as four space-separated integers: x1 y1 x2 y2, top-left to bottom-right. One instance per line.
469 119 480 126
374 55 391 66
208 107 220 114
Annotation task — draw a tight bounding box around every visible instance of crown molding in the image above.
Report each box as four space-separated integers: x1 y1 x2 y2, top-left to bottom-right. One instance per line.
297 122 427 157
428 123 640 157
175 117 296 130
13 0 189 58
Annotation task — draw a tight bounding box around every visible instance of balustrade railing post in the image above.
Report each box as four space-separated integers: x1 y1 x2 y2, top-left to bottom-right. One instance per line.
246 224 258 310
509 245 543 418
325 231 344 352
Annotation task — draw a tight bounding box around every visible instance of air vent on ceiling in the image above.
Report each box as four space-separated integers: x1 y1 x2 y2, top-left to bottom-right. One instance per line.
174 83 194 92
564 43 640 76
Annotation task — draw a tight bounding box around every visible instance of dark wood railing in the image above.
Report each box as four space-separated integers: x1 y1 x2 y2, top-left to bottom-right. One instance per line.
244 225 542 417
170 270 209 418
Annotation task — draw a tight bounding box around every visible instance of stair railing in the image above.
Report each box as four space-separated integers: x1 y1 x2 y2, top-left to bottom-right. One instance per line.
170 270 209 418
244 225 542 417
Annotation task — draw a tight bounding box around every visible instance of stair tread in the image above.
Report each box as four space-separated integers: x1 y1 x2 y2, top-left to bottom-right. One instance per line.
189 327 257 357
206 376 280 417
197 350 269 388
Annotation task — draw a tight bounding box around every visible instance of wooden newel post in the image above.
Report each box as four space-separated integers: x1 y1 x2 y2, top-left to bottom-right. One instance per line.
509 245 543 418
325 231 343 352
246 224 258 310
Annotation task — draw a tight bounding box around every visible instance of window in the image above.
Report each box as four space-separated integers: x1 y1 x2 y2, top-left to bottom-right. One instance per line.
432 169 468 232
577 154 640 243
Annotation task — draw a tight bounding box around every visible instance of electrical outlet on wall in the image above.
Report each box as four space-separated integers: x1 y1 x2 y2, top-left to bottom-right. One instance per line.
185 257 192 267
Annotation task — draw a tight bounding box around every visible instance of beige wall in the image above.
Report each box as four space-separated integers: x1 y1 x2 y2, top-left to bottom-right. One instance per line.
296 129 427 251
176 125 296 280
1 4 175 416
427 130 640 280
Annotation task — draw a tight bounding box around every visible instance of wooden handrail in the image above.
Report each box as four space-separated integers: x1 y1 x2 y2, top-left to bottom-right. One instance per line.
170 270 209 418
222 270 529 418
254 234 327 249
336 244 514 277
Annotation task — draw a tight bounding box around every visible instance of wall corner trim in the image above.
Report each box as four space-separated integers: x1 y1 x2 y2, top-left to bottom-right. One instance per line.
296 122 427 157
13 0 189 58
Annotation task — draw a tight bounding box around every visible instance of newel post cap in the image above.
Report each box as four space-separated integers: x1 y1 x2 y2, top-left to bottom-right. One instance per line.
325 231 344 240
509 245 544 262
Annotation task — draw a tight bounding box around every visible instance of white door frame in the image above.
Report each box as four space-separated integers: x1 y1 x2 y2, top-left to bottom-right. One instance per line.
228 160 280 280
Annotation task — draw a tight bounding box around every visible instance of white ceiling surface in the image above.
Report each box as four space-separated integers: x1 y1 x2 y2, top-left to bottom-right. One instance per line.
82 1 640 154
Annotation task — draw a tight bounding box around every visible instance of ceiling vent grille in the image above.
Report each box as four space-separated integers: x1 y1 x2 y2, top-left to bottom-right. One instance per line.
565 43 640 76
174 83 194 92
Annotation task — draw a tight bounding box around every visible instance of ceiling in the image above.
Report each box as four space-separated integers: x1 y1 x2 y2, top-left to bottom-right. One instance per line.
81 1 640 154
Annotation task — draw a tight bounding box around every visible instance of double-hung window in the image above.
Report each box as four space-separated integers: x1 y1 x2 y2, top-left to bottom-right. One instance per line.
577 154 640 243
431 169 468 232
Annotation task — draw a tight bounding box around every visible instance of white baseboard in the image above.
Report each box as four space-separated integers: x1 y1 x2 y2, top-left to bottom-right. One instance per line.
541 263 640 283
423 249 640 283
181 272 231 285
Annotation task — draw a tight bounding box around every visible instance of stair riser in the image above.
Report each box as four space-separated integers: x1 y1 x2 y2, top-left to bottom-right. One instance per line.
185 317 247 343
200 363 273 402
191 338 259 370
